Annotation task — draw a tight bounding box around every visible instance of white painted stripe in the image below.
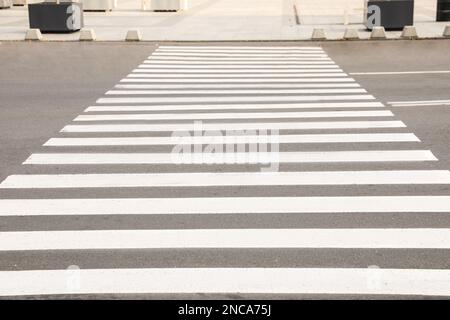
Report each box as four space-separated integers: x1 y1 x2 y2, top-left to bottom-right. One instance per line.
389 100 450 107
2 171 448 189
0 196 450 216
1 228 449 250
115 83 361 89
105 89 366 96
121 78 355 83
86 102 384 112
136 67 342 72
43 133 420 146
152 53 328 57
155 48 325 53
147 57 332 61
1 268 449 297
350 71 450 75
143 60 335 65
23 150 436 165
61 121 404 132
74 111 391 122
139 64 338 69
130 71 347 77
105 89 367 96
96 95 375 104
158 46 323 49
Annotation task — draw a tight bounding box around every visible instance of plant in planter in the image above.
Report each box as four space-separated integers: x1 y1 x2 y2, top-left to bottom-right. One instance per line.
28 0 84 33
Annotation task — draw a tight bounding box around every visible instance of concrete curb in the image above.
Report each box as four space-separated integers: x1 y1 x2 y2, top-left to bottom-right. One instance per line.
79 29 96 41
24 29 42 41
126 29 142 41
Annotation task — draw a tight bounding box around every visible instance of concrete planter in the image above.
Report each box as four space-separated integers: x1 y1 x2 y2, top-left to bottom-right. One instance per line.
364 0 414 30
28 2 84 33
82 0 114 12
151 0 187 11
0 0 12 8
437 0 450 21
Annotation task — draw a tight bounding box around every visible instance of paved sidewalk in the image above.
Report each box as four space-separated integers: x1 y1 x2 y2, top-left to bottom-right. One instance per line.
0 0 448 41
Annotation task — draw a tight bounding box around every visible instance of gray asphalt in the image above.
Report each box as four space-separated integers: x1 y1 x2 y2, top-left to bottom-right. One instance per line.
0 40 450 299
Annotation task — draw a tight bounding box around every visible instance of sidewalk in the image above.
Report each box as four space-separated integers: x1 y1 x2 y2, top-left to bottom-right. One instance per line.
0 0 448 41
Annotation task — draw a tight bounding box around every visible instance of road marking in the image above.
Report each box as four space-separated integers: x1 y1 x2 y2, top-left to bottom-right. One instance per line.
130 71 347 77
388 100 450 107
1 228 449 250
96 95 375 104
105 89 366 95
74 111 390 122
3 171 448 189
1 268 449 296
152 53 328 58
86 102 384 112
158 46 323 49
350 71 450 75
135 68 343 73
148 57 332 61
143 60 335 65
44 133 419 146
1 195 450 216
121 77 355 83
139 60 340 70
23 150 436 165
155 48 325 53
61 121 405 132
115 83 361 89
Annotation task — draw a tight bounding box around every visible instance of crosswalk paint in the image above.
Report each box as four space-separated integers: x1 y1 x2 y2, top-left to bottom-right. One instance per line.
1 228 449 250
2 171 449 189
1 196 450 216
1 45 449 298
96 95 375 104
105 89 366 95
130 71 348 77
74 111 390 122
115 83 361 89
44 133 420 146
121 77 355 83
23 151 437 165
134 68 344 73
1 268 449 297
61 121 405 132
86 102 385 112
138 64 339 69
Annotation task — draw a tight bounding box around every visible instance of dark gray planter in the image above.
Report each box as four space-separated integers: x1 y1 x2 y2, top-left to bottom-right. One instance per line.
364 0 414 30
437 0 450 21
28 2 84 33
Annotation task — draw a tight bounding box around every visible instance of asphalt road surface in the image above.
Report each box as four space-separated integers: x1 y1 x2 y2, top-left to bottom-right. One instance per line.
0 40 450 299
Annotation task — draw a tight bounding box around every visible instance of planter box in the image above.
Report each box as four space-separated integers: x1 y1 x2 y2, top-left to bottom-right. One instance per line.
151 0 187 11
82 0 114 11
437 0 450 21
28 2 84 33
0 0 12 8
364 0 414 30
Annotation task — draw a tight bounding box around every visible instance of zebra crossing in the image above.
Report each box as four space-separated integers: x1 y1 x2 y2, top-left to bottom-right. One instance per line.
0 45 449 298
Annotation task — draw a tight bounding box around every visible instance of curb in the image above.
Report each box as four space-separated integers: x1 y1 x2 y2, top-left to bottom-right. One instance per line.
16 25 450 42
